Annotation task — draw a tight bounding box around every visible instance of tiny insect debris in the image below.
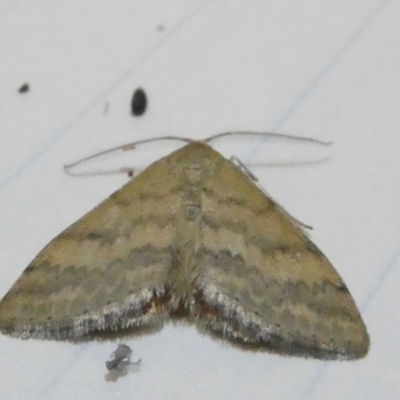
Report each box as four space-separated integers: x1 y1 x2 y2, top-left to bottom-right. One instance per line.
106 344 140 371
131 88 147 116
18 83 29 94
0 131 369 361
103 101 109 114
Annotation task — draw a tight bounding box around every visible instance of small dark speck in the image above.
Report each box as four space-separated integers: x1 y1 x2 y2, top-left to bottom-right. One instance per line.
131 88 147 116
128 170 134 178
47 316 52 320
103 101 109 114
18 83 29 93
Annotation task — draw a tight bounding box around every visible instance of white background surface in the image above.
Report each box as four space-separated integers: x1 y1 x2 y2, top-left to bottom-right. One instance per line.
0 1 399 399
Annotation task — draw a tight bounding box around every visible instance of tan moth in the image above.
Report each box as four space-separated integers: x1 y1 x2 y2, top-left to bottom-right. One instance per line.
0 132 369 360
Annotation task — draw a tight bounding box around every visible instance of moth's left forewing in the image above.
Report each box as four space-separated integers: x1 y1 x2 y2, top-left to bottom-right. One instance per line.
0 154 182 339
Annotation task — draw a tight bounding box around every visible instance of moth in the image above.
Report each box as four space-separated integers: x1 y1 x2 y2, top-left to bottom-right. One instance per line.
0 132 369 360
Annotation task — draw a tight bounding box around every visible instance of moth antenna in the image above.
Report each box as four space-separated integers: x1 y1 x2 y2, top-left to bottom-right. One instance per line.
238 156 331 169
63 132 330 177
63 166 139 177
204 131 332 146
63 136 192 175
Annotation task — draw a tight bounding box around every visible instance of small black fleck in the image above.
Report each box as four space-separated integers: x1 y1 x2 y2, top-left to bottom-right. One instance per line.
47 316 52 320
128 170 134 178
18 83 29 93
131 88 147 116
